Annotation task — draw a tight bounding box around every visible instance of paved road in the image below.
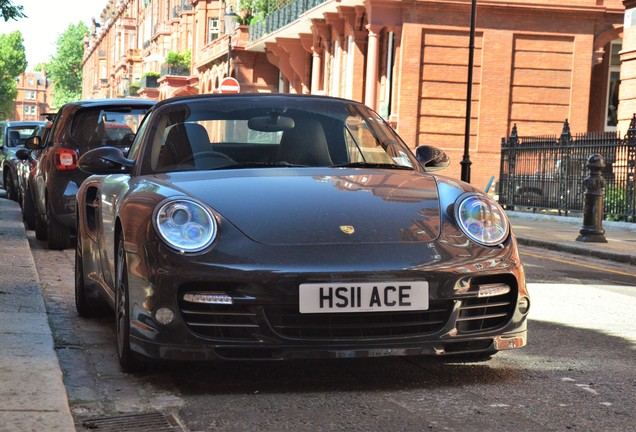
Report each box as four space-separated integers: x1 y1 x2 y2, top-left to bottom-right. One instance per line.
29 234 636 432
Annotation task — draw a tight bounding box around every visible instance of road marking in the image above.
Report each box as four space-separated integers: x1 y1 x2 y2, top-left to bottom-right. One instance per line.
521 251 636 278
576 384 599 395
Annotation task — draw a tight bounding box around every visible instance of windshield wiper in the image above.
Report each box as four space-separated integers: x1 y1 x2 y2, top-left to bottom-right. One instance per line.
333 162 413 170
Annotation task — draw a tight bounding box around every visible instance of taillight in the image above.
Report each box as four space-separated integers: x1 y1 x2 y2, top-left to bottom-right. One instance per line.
55 148 77 170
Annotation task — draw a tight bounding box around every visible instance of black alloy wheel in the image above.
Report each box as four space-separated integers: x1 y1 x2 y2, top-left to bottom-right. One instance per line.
115 235 147 372
74 224 101 317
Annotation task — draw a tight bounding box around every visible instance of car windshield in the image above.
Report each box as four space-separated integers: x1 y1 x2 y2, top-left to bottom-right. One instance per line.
6 126 40 147
70 106 148 151
142 97 417 173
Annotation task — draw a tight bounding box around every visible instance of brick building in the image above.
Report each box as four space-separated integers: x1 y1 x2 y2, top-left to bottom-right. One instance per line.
12 70 54 121
81 0 625 187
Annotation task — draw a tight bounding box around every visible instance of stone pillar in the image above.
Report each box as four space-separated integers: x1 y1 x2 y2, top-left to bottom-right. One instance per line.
311 49 324 94
619 1 636 135
365 25 382 110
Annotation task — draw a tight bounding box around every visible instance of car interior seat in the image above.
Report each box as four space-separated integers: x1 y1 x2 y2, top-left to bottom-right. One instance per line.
278 117 332 166
158 122 211 169
8 130 22 147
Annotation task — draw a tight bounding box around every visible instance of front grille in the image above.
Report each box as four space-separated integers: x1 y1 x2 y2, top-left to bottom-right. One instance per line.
456 289 516 333
179 301 258 341
179 296 454 341
266 301 453 340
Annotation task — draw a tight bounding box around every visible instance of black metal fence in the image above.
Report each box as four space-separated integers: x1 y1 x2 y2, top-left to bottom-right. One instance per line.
498 117 636 222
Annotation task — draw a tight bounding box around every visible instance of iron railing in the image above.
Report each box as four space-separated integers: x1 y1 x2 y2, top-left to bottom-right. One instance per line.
498 117 636 222
248 0 326 43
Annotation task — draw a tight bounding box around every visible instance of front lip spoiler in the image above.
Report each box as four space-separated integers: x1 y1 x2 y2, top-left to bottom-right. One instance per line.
130 330 528 362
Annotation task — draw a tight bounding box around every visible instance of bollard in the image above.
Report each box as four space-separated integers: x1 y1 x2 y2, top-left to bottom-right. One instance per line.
576 154 608 243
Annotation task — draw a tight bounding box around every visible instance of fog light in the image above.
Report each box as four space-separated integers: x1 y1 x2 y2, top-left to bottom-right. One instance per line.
518 297 530 314
477 283 510 298
155 307 175 325
183 292 233 305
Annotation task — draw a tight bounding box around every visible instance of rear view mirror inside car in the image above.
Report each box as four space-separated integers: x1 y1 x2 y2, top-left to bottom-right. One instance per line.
248 114 295 132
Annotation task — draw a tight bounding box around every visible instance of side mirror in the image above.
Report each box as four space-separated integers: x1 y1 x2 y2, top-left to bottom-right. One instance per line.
415 145 450 171
15 148 32 161
25 136 45 150
78 146 134 175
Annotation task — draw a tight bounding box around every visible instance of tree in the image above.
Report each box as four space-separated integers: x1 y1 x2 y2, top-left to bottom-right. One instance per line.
0 30 27 119
0 0 25 22
48 22 88 108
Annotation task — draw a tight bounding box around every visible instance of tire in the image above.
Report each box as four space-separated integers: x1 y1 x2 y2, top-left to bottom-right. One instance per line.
35 208 47 240
115 235 148 373
4 172 18 202
46 198 70 250
22 189 36 230
75 230 101 317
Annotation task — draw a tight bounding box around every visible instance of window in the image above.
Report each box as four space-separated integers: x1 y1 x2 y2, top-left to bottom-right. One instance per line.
208 18 219 44
25 90 37 100
28 78 34 85
24 105 36 115
606 40 622 131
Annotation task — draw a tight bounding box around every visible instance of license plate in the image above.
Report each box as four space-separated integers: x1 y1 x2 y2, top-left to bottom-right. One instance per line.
299 281 428 314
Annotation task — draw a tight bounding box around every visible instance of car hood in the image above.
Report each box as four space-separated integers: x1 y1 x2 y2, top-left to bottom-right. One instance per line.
156 169 441 245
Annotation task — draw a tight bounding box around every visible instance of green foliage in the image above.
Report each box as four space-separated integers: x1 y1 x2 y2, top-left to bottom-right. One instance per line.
141 71 160 78
0 30 26 119
238 0 289 25
33 62 49 74
129 81 140 96
48 22 89 108
0 0 26 22
604 186 627 222
164 50 191 68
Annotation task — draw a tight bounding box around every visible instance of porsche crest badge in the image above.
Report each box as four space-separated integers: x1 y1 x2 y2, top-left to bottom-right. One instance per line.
340 225 355 235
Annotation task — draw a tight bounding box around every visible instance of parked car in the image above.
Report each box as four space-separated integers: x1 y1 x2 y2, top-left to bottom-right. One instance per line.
15 121 53 229
0 120 47 201
24 98 155 249
75 93 529 372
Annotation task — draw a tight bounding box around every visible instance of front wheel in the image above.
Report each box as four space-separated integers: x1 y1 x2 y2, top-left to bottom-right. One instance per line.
75 229 102 317
22 189 36 230
115 235 148 373
4 172 18 202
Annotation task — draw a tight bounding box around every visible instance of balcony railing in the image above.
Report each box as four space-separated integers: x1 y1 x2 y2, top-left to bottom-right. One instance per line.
249 0 326 43
161 65 190 77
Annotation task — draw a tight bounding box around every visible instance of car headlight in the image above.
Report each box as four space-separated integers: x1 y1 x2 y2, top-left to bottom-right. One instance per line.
154 199 217 253
455 193 509 246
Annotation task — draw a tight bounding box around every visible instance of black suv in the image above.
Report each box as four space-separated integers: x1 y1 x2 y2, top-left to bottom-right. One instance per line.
0 120 47 201
25 99 155 249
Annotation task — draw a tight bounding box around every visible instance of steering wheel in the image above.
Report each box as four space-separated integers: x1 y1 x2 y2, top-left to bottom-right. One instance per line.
179 151 236 167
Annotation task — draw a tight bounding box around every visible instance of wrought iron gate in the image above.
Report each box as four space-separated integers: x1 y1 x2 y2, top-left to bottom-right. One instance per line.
498 117 636 222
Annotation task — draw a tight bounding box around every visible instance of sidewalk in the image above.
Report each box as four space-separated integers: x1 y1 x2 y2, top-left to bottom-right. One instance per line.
0 198 75 431
1 197 636 432
507 210 636 265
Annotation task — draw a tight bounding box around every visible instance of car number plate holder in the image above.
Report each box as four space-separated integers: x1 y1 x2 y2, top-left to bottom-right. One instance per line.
299 281 428 314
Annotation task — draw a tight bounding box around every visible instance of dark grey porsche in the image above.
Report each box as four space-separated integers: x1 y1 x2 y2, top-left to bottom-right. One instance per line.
75 93 529 372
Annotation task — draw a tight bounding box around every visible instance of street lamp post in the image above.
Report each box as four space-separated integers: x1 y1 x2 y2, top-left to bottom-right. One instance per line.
224 7 239 77
461 0 477 183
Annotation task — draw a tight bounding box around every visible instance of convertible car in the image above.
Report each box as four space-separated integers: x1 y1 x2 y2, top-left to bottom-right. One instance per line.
75 94 529 372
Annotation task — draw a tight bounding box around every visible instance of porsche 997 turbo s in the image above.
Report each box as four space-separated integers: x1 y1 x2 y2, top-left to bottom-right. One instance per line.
75 94 529 372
